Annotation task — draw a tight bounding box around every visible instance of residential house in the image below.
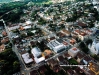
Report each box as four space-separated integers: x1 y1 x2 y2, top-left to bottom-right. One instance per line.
61 29 71 36
82 56 94 65
63 52 71 60
2 31 7 36
69 38 76 45
0 44 5 52
38 65 47 74
67 69 74 75
76 51 86 63
30 70 39 75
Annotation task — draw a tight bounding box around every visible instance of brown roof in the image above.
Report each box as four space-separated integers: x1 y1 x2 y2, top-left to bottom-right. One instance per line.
57 56 64 62
63 52 71 58
83 56 94 62
47 59 58 66
72 47 77 51
74 29 81 34
2 31 7 36
1 37 9 44
78 21 87 27
52 65 60 73
79 32 87 36
70 38 76 45
63 41 68 45
30 70 39 75
62 29 71 34
19 26 24 31
0 44 5 52
39 65 47 74
50 37 55 40
56 32 66 37
76 52 86 59
75 67 84 74
67 69 74 75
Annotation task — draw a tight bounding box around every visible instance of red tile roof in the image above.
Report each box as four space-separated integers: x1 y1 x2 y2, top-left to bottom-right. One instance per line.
78 21 87 27
2 31 7 36
1 37 9 44
63 41 68 45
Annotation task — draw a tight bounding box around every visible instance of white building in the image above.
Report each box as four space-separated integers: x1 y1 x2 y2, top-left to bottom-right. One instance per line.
31 47 42 58
34 57 45 64
22 53 33 64
89 38 99 55
31 47 45 63
68 47 80 57
47 40 66 53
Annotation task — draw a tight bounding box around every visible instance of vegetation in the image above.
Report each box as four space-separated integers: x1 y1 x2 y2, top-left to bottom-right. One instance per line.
0 48 20 75
68 58 78 65
85 39 92 45
0 2 26 16
79 42 89 53
91 54 99 61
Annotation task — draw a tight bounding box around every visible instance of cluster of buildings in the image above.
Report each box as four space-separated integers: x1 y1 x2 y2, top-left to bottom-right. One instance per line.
0 20 10 53
2 0 99 75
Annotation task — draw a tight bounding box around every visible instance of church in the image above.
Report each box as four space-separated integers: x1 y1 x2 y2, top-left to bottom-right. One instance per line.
88 37 99 55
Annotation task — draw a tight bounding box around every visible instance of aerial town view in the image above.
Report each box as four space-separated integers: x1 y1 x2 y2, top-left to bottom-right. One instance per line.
0 0 99 75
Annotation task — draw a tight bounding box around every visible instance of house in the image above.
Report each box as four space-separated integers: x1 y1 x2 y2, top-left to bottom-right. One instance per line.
69 38 76 45
42 49 53 59
68 47 80 57
38 65 47 74
76 51 86 63
82 28 93 36
89 61 99 75
82 56 94 65
22 53 33 64
1 37 9 44
2 31 7 36
47 59 59 67
79 32 88 41
8 25 20 31
77 21 87 28
25 20 32 25
63 52 71 60
62 41 70 49
67 69 74 75
57 56 68 65
53 65 61 73
30 70 39 75
23 25 31 30
0 44 5 52
56 32 66 38
61 29 71 36
74 67 84 75
74 29 88 41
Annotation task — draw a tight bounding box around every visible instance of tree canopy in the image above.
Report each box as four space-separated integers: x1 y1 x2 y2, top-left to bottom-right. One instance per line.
0 48 20 75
